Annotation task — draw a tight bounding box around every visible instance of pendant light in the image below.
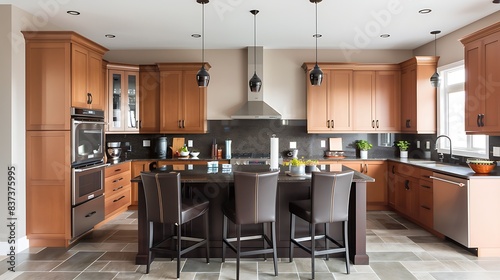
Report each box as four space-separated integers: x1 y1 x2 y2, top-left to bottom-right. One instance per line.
196 0 210 87
309 0 323 86
249 10 262 92
430 30 441 88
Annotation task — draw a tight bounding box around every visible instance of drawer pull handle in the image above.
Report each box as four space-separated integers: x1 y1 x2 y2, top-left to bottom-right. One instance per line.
113 196 126 203
421 185 431 189
112 186 124 192
112 178 123 183
114 168 122 172
421 205 431 210
85 211 97 218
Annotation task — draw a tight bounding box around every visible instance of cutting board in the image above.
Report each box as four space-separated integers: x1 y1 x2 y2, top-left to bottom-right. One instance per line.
171 137 185 158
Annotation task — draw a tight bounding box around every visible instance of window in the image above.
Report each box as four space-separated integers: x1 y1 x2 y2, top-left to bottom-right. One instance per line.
438 61 488 158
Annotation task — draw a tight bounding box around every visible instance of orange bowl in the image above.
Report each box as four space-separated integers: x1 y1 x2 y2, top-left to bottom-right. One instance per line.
467 162 496 174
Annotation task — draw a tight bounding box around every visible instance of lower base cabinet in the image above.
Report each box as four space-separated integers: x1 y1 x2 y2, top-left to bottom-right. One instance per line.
104 162 131 219
342 161 387 210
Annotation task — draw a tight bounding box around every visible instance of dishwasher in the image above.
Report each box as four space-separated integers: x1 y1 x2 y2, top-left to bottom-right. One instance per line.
431 172 470 247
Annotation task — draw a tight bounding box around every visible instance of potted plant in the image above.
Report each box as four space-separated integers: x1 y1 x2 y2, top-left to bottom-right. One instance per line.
304 159 319 173
285 157 306 175
395 140 410 158
356 140 372 159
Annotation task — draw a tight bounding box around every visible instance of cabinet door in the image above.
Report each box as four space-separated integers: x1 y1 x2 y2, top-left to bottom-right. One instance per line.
418 178 433 229
400 65 417 132
375 70 400 131
329 70 352 131
71 45 103 109
465 39 483 132
108 70 124 131
182 70 207 133
395 174 418 219
131 161 150 206
364 161 387 207
307 71 330 132
387 162 397 208
159 71 183 132
352 71 375 131
124 71 139 131
139 66 160 133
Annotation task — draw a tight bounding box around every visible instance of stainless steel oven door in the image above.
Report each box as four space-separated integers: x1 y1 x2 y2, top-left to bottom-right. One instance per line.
72 163 106 206
71 119 105 166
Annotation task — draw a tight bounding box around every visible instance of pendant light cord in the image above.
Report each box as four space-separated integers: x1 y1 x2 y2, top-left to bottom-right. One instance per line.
202 3 205 67
253 11 257 73
315 2 318 63
434 33 437 58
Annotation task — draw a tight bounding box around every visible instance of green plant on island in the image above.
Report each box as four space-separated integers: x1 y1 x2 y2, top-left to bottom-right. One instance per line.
356 140 373 151
179 145 189 152
395 140 410 151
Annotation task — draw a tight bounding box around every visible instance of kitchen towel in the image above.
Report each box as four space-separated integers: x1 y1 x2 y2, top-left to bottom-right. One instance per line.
270 136 279 171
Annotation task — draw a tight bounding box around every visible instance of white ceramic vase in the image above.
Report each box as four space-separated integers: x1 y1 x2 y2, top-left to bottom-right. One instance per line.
360 150 368 159
400 150 408 158
290 165 305 175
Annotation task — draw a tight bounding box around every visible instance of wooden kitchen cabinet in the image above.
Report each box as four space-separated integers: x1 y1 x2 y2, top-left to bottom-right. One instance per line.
352 69 401 132
130 160 156 205
71 44 105 110
341 160 387 210
460 22 500 134
394 174 419 220
138 65 161 133
107 64 140 133
104 162 131 220
418 169 433 229
305 68 353 133
399 56 438 134
387 161 397 208
157 63 209 134
24 32 108 130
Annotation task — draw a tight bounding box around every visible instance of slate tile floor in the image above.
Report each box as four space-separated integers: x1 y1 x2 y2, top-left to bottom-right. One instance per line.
2 210 500 279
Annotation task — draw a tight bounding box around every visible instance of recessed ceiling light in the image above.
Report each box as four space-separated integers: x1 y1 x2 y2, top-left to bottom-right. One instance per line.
380 34 390 38
419 9 432 14
105 34 116 38
66 10 80 16
191 34 201 38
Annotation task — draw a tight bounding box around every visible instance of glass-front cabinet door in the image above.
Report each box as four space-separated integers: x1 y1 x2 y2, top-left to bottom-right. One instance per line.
107 65 139 132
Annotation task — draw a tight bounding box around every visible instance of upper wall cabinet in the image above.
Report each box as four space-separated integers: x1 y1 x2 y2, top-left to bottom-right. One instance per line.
460 22 500 134
157 63 209 134
399 56 438 134
138 65 161 133
303 63 400 133
352 67 401 132
107 64 140 133
23 31 108 131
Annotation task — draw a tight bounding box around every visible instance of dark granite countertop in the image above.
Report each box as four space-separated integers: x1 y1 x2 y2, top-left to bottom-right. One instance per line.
131 164 374 184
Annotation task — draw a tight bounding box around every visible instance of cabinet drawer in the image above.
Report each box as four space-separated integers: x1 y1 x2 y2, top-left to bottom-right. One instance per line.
396 164 419 177
105 172 131 197
105 162 130 177
72 195 105 238
105 187 131 217
419 168 433 181
418 182 433 229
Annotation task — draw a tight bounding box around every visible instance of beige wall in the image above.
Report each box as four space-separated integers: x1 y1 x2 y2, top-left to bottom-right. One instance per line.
105 48 413 120
414 11 500 67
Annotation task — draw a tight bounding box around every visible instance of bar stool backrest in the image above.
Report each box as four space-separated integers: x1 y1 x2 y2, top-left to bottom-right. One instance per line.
233 171 279 225
311 171 354 224
140 172 182 224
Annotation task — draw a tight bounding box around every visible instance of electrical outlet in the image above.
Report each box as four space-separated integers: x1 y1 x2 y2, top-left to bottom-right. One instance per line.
493 147 500 157
320 140 326 148
416 140 420 149
187 140 193 147
290 142 297 149
425 141 431 150
143 140 150 147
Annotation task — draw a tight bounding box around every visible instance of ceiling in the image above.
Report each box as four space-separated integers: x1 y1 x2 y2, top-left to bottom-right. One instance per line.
2 0 499 50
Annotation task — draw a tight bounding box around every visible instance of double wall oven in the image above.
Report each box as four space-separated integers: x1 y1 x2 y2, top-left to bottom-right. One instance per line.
71 107 107 239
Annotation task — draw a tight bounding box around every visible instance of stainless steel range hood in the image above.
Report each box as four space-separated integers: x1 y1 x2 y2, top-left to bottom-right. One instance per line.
231 47 282 119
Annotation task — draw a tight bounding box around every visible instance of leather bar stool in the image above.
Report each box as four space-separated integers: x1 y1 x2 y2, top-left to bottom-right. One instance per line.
140 172 210 278
289 171 354 279
222 170 280 280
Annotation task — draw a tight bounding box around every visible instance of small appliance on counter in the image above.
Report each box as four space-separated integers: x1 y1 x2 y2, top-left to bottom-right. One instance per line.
107 142 122 164
155 137 168 159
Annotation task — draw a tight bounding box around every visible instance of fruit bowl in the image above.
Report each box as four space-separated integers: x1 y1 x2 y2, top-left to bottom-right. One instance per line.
179 151 190 157
190 151 200 158
467 159 496 174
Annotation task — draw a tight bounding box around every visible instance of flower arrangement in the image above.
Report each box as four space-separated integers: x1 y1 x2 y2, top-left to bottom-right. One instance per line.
356 140 373 151
395 140 410 151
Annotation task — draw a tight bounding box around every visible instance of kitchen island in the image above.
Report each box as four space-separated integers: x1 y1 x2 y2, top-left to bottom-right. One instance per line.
131 164 375 265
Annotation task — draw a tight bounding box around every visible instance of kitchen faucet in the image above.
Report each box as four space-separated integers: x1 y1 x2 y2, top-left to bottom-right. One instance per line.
435 135 459 163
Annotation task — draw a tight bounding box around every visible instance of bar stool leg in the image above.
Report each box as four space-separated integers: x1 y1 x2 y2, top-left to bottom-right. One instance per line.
204 211 210 264
289 213 295 262
146 221 153 274
271 221 278 276
325 223 329 261
236 225 241 280
222 215 227 262
311 224 316 280
263 222 268 261
344 220 350 274
176 225 182 279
